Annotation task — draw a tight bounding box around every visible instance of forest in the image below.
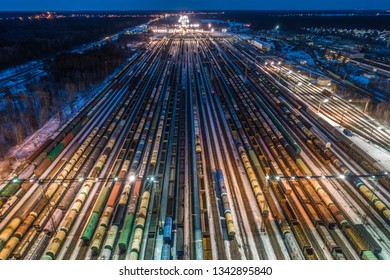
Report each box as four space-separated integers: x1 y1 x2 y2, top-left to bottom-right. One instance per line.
0 34 146 157
0 15 150 70
216 11 390 31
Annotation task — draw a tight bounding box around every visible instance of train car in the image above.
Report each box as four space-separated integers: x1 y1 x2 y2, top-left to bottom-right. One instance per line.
343 225 370 257
45 229 67 258
129 227 143 259
100 248 112 260
316 203 336 229
296 159 312 176
100 207 114 228
47 143 65 162
18 165 35 180
60 133 74 147
310 127 331 149
176 227 184 258
161 243 171 260
202 237 212 260
281 200 297 224
354 224 382 254
0 180 21 198
163 217 173 242
0 218 22 250
112 204 126 227
104 225 118 250
305 204 322 226
118 212 135 252
26 139 52 164
81 212 100 242
303 249 318 260
71 122 82 135
279 179 292 195
91 225 106 254
283 230 304 260
322 89 334 99
0 236 19 260
41 255 53 260
316 224 342 257
291 222 312 255
34 157 52 176
328 204 348 227
361 250 377 260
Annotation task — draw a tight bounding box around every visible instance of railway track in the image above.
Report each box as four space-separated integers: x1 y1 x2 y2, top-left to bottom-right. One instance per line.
1 33 389 260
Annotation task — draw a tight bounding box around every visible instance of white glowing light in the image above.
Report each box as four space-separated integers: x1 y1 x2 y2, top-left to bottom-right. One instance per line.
178 15 190 28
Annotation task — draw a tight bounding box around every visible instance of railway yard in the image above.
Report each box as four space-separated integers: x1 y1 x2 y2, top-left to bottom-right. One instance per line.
0 32 390 260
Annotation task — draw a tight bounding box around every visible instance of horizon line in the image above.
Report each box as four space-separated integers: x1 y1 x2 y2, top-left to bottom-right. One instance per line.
0 9 390 12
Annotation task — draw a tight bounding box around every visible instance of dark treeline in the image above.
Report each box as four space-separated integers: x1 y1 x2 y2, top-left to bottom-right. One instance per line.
0 36 142 157
214 11 390 31
0 16 149 70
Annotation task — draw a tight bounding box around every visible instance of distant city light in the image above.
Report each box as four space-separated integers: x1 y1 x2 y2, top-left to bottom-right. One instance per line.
178 15 189 28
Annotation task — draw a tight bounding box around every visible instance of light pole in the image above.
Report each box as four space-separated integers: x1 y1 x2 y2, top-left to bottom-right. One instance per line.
317 98 329 114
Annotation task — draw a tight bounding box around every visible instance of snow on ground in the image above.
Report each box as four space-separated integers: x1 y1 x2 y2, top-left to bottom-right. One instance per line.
284 61 325 77
321 114 390 171
349 74 369 85
0 61 41 80
0 63 125 180
285 50 315 67
0 118 60 179
344 130 390 172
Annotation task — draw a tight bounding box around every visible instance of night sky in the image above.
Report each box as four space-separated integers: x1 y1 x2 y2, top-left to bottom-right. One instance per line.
0 0 389 11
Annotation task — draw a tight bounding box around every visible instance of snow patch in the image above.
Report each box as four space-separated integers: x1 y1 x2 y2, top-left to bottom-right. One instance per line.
321 114 390 171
